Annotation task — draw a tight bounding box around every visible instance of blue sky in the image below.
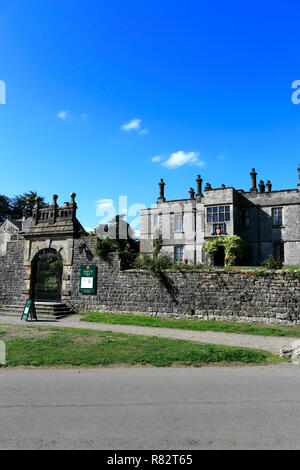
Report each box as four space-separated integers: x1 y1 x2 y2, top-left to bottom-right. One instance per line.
1 0 300 231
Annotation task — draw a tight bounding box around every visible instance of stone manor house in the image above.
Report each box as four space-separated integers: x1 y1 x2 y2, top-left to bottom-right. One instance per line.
0 170 300 322
140 166 300 266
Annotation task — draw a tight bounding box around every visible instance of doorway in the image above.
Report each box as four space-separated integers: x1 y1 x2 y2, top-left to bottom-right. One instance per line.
32 249 63 302
214 246 225 267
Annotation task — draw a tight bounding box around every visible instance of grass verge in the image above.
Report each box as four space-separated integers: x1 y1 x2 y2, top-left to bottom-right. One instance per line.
81 312 300 338
0 324 282 368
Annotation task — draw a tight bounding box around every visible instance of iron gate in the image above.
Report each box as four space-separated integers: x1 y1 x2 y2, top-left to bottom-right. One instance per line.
32 249 63 302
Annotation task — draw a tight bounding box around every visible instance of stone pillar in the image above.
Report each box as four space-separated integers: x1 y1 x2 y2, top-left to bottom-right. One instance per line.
250 168 258 192
189 187 195 199
157 179 166 203
70 193 77 220
52 194 58 223
34 197 40 225
258 180 265 193
196 175 203 199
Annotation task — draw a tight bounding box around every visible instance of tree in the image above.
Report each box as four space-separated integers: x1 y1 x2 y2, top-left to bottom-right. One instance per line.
0 195 12 222
10 191 48 219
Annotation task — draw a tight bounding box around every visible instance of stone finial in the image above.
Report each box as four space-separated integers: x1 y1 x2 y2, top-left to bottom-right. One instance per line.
204 182 212 191
196 175 203 199
221 184 226 188
266 180 272 192
52 194 58 207
258 180 265 193
34 197 40 225
70 193 76 204
250 168 258 192
158 178 166 202
189 187 195 199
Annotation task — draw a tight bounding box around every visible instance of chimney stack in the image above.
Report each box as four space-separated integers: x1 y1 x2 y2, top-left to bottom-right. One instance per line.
250 168 258 192
157 178 166 203
258 180 265 193
196 175 203 199
189 187 195 199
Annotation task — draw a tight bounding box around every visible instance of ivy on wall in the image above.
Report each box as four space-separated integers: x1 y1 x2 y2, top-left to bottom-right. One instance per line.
205 235 245 266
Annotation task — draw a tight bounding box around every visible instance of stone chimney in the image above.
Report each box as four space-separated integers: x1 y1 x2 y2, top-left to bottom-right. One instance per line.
266 180 272 192
189 187 195 199
258 180 265 193
250 168 258 192
157 178 166 203
196 175 203 199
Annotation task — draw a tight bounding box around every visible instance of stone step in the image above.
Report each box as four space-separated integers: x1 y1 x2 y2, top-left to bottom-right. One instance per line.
0 303 75 319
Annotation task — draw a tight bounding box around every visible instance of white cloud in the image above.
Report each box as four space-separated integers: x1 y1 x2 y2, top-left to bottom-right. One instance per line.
152 155 163 163
57 110 71 120
139 128 149 135
121 118 142 132
81 113 88 121
162 151 205 170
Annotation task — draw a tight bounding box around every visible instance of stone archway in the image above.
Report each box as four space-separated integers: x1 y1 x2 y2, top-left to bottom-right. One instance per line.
31 249 63 302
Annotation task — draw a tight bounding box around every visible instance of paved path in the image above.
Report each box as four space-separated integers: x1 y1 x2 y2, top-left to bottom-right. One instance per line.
0 313 298 355
1 365 300 449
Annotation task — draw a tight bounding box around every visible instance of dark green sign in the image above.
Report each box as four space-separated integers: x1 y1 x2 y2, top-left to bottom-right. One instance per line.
79 265 97 294
21 299 37 321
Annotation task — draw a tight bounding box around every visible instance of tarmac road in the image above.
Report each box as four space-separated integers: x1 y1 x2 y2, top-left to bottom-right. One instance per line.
0 364 300 450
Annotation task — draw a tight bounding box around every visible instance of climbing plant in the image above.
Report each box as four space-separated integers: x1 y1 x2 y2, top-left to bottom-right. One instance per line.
204 235 245 266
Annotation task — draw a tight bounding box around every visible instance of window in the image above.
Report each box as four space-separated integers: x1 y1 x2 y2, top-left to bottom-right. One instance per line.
212 223 226 235
272 208 283 226
175 246 184 262
153 215 159 227
242 209 251 228
175 214 184 232
207 206 230 223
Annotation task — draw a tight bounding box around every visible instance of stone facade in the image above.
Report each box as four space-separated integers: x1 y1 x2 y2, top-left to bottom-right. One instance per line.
0 193 299 324
140 167 300 266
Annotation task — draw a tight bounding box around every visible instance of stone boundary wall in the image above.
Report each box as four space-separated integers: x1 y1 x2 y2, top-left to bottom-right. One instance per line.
0 241 26 304
65 237 300 324
0 236 299 323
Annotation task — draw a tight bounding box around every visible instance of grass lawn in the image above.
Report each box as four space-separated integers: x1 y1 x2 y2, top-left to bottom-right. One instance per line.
81 312 300 338
0 324 282 368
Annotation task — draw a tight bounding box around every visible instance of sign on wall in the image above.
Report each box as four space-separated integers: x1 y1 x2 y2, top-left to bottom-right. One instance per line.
79 265 97 294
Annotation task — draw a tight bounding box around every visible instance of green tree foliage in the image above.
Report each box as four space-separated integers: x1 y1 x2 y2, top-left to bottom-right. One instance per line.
10 191 48 219
205 235 245 266
0 195 12 222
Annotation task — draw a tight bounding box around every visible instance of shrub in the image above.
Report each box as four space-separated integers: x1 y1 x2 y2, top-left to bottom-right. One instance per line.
205 235 245 266
261 255 283 270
